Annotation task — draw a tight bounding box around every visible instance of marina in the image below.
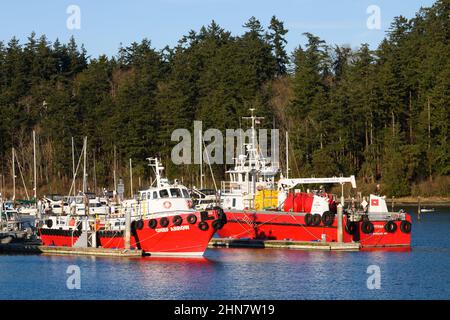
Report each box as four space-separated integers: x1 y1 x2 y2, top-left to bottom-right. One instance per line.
0 111 416 259
0 205 449 300
0 0 448 307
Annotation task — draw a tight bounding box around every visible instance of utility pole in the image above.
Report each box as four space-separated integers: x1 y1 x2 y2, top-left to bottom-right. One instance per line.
337 204 343 243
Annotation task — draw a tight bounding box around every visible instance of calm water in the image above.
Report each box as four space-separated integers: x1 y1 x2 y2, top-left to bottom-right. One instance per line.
1 206 449 300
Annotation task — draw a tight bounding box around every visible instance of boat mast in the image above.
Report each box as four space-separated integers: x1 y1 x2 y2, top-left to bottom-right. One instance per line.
199 128 203 189
129 158 133 198
12 147 15 201
113 145 117 201
72 137 76 196
148 157 164 188
33 130 37 201
286 131 289 179
82 136 87 194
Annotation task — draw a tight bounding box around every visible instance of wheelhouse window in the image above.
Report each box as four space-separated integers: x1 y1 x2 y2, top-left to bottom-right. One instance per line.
159 189 169 198
153 191 158 199
182 189 190 198
170 188 182 198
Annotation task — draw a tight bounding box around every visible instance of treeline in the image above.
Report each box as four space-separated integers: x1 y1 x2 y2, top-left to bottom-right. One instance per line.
0 0 448 198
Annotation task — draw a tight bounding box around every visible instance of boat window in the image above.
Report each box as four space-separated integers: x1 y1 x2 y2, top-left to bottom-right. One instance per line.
147 192 151 200
89 203 101 207
232 198 236 207
159 189 169 198
153 191 158 199
182 189 190 198
170 188 182 198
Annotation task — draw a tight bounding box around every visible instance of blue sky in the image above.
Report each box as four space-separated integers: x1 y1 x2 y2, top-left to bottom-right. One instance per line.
0 0 436 58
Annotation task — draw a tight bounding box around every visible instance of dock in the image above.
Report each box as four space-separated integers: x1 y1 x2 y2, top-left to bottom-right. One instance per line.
0 242 143 257
208 238 360 251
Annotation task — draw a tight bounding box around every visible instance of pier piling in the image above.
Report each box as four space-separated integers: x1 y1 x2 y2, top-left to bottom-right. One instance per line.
337 204 343 243
418 196 421 221
124 207 131 249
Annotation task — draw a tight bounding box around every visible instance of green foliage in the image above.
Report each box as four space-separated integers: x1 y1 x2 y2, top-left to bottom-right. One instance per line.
0 1 448 196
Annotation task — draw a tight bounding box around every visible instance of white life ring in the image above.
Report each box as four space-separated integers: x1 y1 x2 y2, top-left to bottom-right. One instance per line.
163 201 172 209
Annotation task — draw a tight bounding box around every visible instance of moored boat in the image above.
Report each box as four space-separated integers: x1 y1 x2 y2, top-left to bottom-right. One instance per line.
38 157 227 257
217 110 411 248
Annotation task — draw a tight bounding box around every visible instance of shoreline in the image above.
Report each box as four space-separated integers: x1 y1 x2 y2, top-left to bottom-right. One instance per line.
385 196 450 206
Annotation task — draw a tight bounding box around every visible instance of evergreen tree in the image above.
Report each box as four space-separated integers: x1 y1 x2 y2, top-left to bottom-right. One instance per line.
267 16 289 76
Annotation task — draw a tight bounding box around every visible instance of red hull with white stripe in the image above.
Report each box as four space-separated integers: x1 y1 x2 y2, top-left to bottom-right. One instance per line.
99 210 225 256
38 209 226 256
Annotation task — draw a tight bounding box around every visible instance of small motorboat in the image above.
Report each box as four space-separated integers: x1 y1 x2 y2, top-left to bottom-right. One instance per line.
420 208 435 213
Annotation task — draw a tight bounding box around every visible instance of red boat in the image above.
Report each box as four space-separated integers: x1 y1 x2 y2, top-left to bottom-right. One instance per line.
217 110 411 248
342 195 411 247
98 208 224 256
38 158 226 256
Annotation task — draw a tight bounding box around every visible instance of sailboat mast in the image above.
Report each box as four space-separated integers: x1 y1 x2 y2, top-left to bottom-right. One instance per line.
72 137 76 196
199 129 203 189
286 131 289 179
129 158 133 198
82 137 87 193
33 130 37 201
113 145 117 201
12 148 15 201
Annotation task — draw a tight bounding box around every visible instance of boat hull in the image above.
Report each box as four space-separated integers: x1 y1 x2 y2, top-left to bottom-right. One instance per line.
38 210 225 257
39 229 81 247
217 210 340 242
101 210 225 256
218 210 411 247
345 215 412 247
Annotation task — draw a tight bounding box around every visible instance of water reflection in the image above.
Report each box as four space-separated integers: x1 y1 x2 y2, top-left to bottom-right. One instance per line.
1 207 449 299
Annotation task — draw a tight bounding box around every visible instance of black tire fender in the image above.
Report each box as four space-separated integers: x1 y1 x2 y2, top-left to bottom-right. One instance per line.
198 221 209 231
304 213 313 226
173 215 183 226
345 221 357 234
187 214 197 225
361 221 375 234
384 220 397 233
159 217 169 228
322 211 335 226
148 219 157 229
312 214 322 226
400 220 412 234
